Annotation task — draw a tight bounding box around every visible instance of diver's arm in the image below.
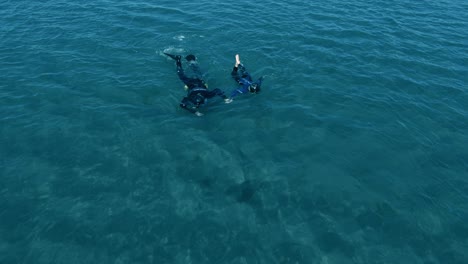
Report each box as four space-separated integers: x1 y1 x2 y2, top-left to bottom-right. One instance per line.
179 98 197 114
180 104 203 116
230 88 244 98
180 99 203 116
230 83 250 98
257 76 264 85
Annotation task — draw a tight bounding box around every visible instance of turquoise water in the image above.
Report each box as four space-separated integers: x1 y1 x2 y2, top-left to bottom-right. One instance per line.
1 0 467 263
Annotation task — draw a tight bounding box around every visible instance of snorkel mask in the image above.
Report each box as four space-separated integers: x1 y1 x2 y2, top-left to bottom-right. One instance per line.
248 83 260 93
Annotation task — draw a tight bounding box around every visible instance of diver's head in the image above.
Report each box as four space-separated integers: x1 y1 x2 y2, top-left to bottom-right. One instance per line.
248 83 261 93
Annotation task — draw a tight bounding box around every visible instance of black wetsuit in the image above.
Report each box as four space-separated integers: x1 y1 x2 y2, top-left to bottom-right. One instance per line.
175 57 227 114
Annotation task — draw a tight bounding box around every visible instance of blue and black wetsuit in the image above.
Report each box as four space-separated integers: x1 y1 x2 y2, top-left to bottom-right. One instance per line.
230 64 263 98
173 56 227 114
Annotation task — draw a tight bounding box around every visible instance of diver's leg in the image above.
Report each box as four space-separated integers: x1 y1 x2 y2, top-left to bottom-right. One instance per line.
234 55 253 82
188 63 205 81
231 54 242 82
174 56 192 85
165 53 189 84
235 54 241 67
239 65 253 82
231 66 241 83
186 54 207 83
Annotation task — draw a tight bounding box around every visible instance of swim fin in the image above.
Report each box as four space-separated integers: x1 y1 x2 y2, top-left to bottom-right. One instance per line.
164 52 180 61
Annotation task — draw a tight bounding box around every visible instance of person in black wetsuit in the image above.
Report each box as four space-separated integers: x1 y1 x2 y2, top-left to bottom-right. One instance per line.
228 54 264 100
164 53 231 116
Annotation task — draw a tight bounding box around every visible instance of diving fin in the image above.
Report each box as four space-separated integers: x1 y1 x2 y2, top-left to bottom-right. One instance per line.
163 52 181 61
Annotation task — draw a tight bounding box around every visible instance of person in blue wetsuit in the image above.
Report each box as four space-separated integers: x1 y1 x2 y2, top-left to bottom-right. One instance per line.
165 53 231 116
228 54 264 100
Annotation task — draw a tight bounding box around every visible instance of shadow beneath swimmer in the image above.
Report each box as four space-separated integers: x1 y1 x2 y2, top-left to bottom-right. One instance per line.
225 180 260 204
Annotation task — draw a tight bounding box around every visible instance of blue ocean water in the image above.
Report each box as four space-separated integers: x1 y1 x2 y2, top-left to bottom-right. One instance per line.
1 0 467 263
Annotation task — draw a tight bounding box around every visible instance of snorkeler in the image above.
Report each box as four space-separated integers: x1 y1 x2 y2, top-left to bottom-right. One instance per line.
228 54 264 100
164 53 231 116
